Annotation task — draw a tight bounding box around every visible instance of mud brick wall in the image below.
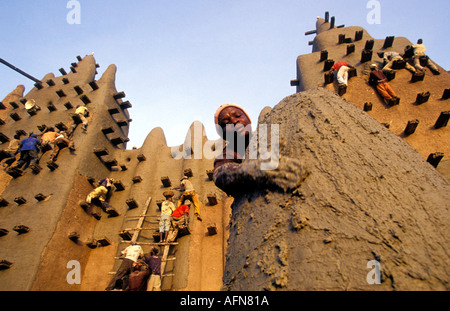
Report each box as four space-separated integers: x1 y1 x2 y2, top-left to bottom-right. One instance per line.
0 55 228 290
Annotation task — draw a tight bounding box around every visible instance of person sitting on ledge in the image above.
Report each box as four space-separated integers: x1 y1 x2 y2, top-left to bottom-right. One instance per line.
213 103 307 197
412 39 440 75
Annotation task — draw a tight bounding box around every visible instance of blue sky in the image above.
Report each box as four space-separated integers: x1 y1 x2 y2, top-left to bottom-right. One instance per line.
1 0 448 148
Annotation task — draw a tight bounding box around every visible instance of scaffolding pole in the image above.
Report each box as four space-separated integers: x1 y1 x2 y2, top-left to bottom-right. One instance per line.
0 57 41 83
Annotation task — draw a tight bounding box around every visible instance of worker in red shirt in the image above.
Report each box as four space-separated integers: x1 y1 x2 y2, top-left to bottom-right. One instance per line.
172 200 190 226
330 61 353 86
172 201 190 219
168 200 191 243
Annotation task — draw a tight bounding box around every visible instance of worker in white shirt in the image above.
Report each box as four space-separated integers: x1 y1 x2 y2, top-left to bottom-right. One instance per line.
412 39 440 75
75 104 89 131
68 104 89 137
159 191 176 243
105 243 144 290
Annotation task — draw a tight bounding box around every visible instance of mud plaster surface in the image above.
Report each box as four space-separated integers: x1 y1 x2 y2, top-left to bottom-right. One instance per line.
223 88 450 291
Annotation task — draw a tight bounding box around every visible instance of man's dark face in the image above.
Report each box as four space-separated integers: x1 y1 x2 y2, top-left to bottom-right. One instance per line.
218 106 252 138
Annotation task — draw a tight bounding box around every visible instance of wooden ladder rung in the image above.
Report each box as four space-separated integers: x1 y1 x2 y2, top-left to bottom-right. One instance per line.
108 272 176 277
123 227 157 231
162 273 174 278
113 257 176 261
125 215 159 219
121 241 179 246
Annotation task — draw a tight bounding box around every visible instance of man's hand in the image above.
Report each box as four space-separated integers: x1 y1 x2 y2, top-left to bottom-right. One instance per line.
214 156 309 195
263 156 309 192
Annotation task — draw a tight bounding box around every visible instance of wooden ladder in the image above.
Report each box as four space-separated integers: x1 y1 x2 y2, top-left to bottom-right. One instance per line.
113 195 177 280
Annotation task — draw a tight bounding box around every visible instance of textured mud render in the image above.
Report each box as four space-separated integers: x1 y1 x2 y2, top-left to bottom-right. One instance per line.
1 14 449 291
222 88 450 291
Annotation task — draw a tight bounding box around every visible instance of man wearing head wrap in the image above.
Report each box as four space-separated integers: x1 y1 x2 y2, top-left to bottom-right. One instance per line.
213 103 307 197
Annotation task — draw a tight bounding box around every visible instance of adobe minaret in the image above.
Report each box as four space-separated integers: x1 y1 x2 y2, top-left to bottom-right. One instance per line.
0 55 229 290
292 12 450 178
